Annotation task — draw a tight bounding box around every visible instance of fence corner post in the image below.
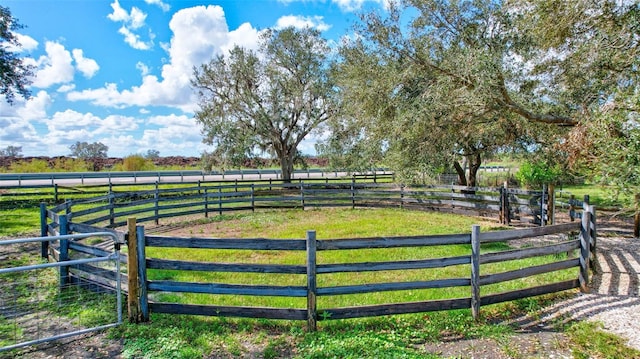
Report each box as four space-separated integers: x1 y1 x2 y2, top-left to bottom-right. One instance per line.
127 218 140 322
589 204 598 273
154 181 160 225
137 225 149 322
579 196 591 293
40 202 48 258
471 224 481 321
306 230 317 332
634 194 640 238
59 214 70 287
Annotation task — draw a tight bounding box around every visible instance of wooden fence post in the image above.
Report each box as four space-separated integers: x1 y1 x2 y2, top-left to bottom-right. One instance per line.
540 184 547 227
108 187 115 227
306 230 317 331
59 214 70 287
351 177 356 209
154 181 160 225
470 225 481 320
635 194 640 238
54 183 59 203
218 187 223 216
300 181 305 209
569 194 576 222
137 225 149 322
204 187 209 218
127 218 140 322
499 186 505 224
589 205 598 273
503 182 511 225
548 184 555 225
579 196 591 293
40 203 48 258
251 184 255 212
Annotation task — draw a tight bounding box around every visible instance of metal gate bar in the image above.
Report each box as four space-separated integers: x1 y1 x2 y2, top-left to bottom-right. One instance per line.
0 232 122 353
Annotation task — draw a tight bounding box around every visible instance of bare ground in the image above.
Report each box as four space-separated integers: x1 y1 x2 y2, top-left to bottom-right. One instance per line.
3 214 640 359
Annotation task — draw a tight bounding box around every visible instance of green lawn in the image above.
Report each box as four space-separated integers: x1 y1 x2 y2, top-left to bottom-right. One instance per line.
144 208 574 311
2 194 638 358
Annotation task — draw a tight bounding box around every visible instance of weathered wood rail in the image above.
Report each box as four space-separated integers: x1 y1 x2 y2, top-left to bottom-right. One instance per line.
0 172 392 208
39 194 596 330
39 180 555 230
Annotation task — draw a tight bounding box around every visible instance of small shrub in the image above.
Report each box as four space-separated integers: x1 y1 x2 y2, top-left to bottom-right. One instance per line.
9 159 52 173
117 155 154 171
52 157 90 172
516 161 562 188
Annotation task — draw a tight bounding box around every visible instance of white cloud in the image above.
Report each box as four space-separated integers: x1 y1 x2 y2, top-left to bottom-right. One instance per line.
16 91 51 121
136 62 151 76
275 15 331 31
129 7 147 29
220 22 261 54
118 26 153 50
107 0 129 22
147 113 192 127
0 117 39 143
108 0 154 50
68 5 261 111
144 0 170 12
47 109 101 132
57 84 76 93
37 110 140 156
13 33 39 52
98 115 140 134
27 41 75 88
72 49 99 78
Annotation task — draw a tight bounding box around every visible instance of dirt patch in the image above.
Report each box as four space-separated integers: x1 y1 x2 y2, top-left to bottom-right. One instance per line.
423 332 571 359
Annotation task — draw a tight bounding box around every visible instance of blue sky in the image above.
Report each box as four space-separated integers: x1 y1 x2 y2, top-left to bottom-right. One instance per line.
1 0 388 157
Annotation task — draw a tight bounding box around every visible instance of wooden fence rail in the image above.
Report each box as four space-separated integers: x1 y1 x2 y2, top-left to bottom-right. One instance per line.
46 181 556 230
38 184 596 331
114 198 593 330
121 213 590 330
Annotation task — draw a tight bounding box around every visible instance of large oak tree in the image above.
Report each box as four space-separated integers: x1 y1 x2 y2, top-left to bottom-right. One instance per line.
192 27 337 182
322 0 638 188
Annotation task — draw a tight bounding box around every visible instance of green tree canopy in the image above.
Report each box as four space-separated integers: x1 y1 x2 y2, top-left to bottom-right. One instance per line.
0 145 22 157
0 5 33 104
69 141 108 159
321 0 638 187
192 27 337 182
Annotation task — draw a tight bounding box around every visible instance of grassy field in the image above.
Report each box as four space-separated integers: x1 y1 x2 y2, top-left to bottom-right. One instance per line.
1 187 639 358
144 208 574 312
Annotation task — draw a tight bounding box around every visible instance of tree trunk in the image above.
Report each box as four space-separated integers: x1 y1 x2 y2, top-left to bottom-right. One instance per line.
453 161 467 186
467 152 482 188
280 149 295 183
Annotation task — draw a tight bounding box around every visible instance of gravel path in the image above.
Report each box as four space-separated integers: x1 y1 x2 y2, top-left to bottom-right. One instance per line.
516 234 640 351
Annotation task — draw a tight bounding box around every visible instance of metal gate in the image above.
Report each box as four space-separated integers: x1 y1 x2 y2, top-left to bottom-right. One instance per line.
0 232 122 353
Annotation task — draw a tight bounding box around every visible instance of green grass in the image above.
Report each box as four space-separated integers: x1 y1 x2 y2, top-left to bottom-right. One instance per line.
2 196 639 357
143 208 573 310
567 321 640 359
0 208 40 236
558 183 632 208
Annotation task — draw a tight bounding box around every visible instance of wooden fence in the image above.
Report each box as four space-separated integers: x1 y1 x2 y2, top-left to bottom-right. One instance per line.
39 193 596 330
0 173 392 210
38 180 559 231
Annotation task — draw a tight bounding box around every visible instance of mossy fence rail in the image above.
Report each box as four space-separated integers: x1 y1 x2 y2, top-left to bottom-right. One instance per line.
38 180 596 331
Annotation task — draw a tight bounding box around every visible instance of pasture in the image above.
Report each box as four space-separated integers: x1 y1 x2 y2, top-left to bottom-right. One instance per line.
1 181 637 358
